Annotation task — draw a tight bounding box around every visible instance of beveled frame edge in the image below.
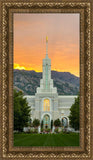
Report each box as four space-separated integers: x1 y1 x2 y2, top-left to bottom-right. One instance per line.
0 0 92 159
9 7 83 153
9 8 84 151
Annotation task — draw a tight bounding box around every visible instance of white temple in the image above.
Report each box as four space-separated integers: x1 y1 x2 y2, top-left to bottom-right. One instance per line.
24 37 77 129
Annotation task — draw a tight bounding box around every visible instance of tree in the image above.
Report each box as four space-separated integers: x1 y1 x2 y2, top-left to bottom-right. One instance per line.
41 120 43 129
51 120 53 129
33 119 40 128
14 89 31 132
54 119 61 127
69 95 79 130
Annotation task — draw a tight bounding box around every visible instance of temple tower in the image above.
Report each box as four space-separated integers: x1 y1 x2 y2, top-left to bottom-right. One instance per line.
36 37 57 93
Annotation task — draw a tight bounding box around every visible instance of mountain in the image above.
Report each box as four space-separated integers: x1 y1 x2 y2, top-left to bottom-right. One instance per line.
13 69 80 95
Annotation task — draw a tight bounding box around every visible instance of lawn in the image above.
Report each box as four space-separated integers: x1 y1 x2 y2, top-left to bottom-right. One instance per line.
14 133 79 146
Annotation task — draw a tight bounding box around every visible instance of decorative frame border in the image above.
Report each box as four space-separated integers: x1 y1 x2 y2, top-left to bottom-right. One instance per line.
0 0 92 159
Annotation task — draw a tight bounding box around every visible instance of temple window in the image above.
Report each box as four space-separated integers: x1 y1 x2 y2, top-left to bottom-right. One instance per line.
43 99 50 111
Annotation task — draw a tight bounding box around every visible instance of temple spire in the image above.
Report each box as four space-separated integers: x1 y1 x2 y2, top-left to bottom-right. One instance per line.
46 36 48 58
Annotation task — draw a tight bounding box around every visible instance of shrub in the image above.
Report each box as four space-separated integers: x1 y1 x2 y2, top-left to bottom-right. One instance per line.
45 128 51 133
41 128 44 132
33 119 40 127
54 128 59 133
54 119 61 127
33 128 38 133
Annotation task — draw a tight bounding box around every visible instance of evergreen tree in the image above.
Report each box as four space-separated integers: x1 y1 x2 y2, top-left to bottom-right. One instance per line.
51 120 53 129
69 95 79 130
14 89 31 132
41 120 43 129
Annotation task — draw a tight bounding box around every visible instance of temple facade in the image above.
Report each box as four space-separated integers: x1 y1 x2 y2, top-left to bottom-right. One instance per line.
24 37 77 129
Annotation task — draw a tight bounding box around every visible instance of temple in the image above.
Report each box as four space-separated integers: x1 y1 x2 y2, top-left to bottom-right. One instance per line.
24 37 77 129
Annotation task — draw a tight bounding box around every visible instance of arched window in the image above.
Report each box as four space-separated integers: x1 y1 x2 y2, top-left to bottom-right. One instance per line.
43 114 50 129
62 117 68 127
43 99 50 111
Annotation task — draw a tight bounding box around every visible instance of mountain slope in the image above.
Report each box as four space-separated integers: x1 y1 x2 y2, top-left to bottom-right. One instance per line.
13 69 79 95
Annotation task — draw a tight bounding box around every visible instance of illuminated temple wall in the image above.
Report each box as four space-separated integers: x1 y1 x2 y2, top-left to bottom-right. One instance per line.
24 95 77 123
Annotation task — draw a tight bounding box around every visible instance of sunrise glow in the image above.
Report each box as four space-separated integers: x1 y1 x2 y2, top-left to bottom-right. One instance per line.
14 14 80 77
14 63 41 72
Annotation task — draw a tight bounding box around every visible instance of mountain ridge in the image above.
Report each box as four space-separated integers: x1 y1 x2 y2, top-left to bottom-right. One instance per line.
14 69 80 95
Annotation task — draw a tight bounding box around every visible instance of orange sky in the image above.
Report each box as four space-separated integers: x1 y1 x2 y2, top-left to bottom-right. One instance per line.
14 13 80 77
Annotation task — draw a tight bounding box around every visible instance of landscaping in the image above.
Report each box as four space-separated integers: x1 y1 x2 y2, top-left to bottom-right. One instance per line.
14 132 79 146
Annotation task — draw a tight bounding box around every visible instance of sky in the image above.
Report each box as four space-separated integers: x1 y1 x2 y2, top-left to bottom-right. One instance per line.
14 13 80 77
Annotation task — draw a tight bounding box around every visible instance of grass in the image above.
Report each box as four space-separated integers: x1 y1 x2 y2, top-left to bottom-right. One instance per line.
14 133 79 146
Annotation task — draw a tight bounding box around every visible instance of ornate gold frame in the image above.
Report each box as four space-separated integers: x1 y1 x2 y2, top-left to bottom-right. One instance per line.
0 0 93 159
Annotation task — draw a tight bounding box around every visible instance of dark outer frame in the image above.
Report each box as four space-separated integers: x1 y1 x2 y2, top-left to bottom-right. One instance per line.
0 0 93 159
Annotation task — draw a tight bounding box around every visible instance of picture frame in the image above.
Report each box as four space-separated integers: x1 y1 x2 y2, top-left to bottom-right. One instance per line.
0 0 93 159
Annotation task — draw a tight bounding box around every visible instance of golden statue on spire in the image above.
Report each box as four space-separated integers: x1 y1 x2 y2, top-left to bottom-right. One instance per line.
46 36 48 42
